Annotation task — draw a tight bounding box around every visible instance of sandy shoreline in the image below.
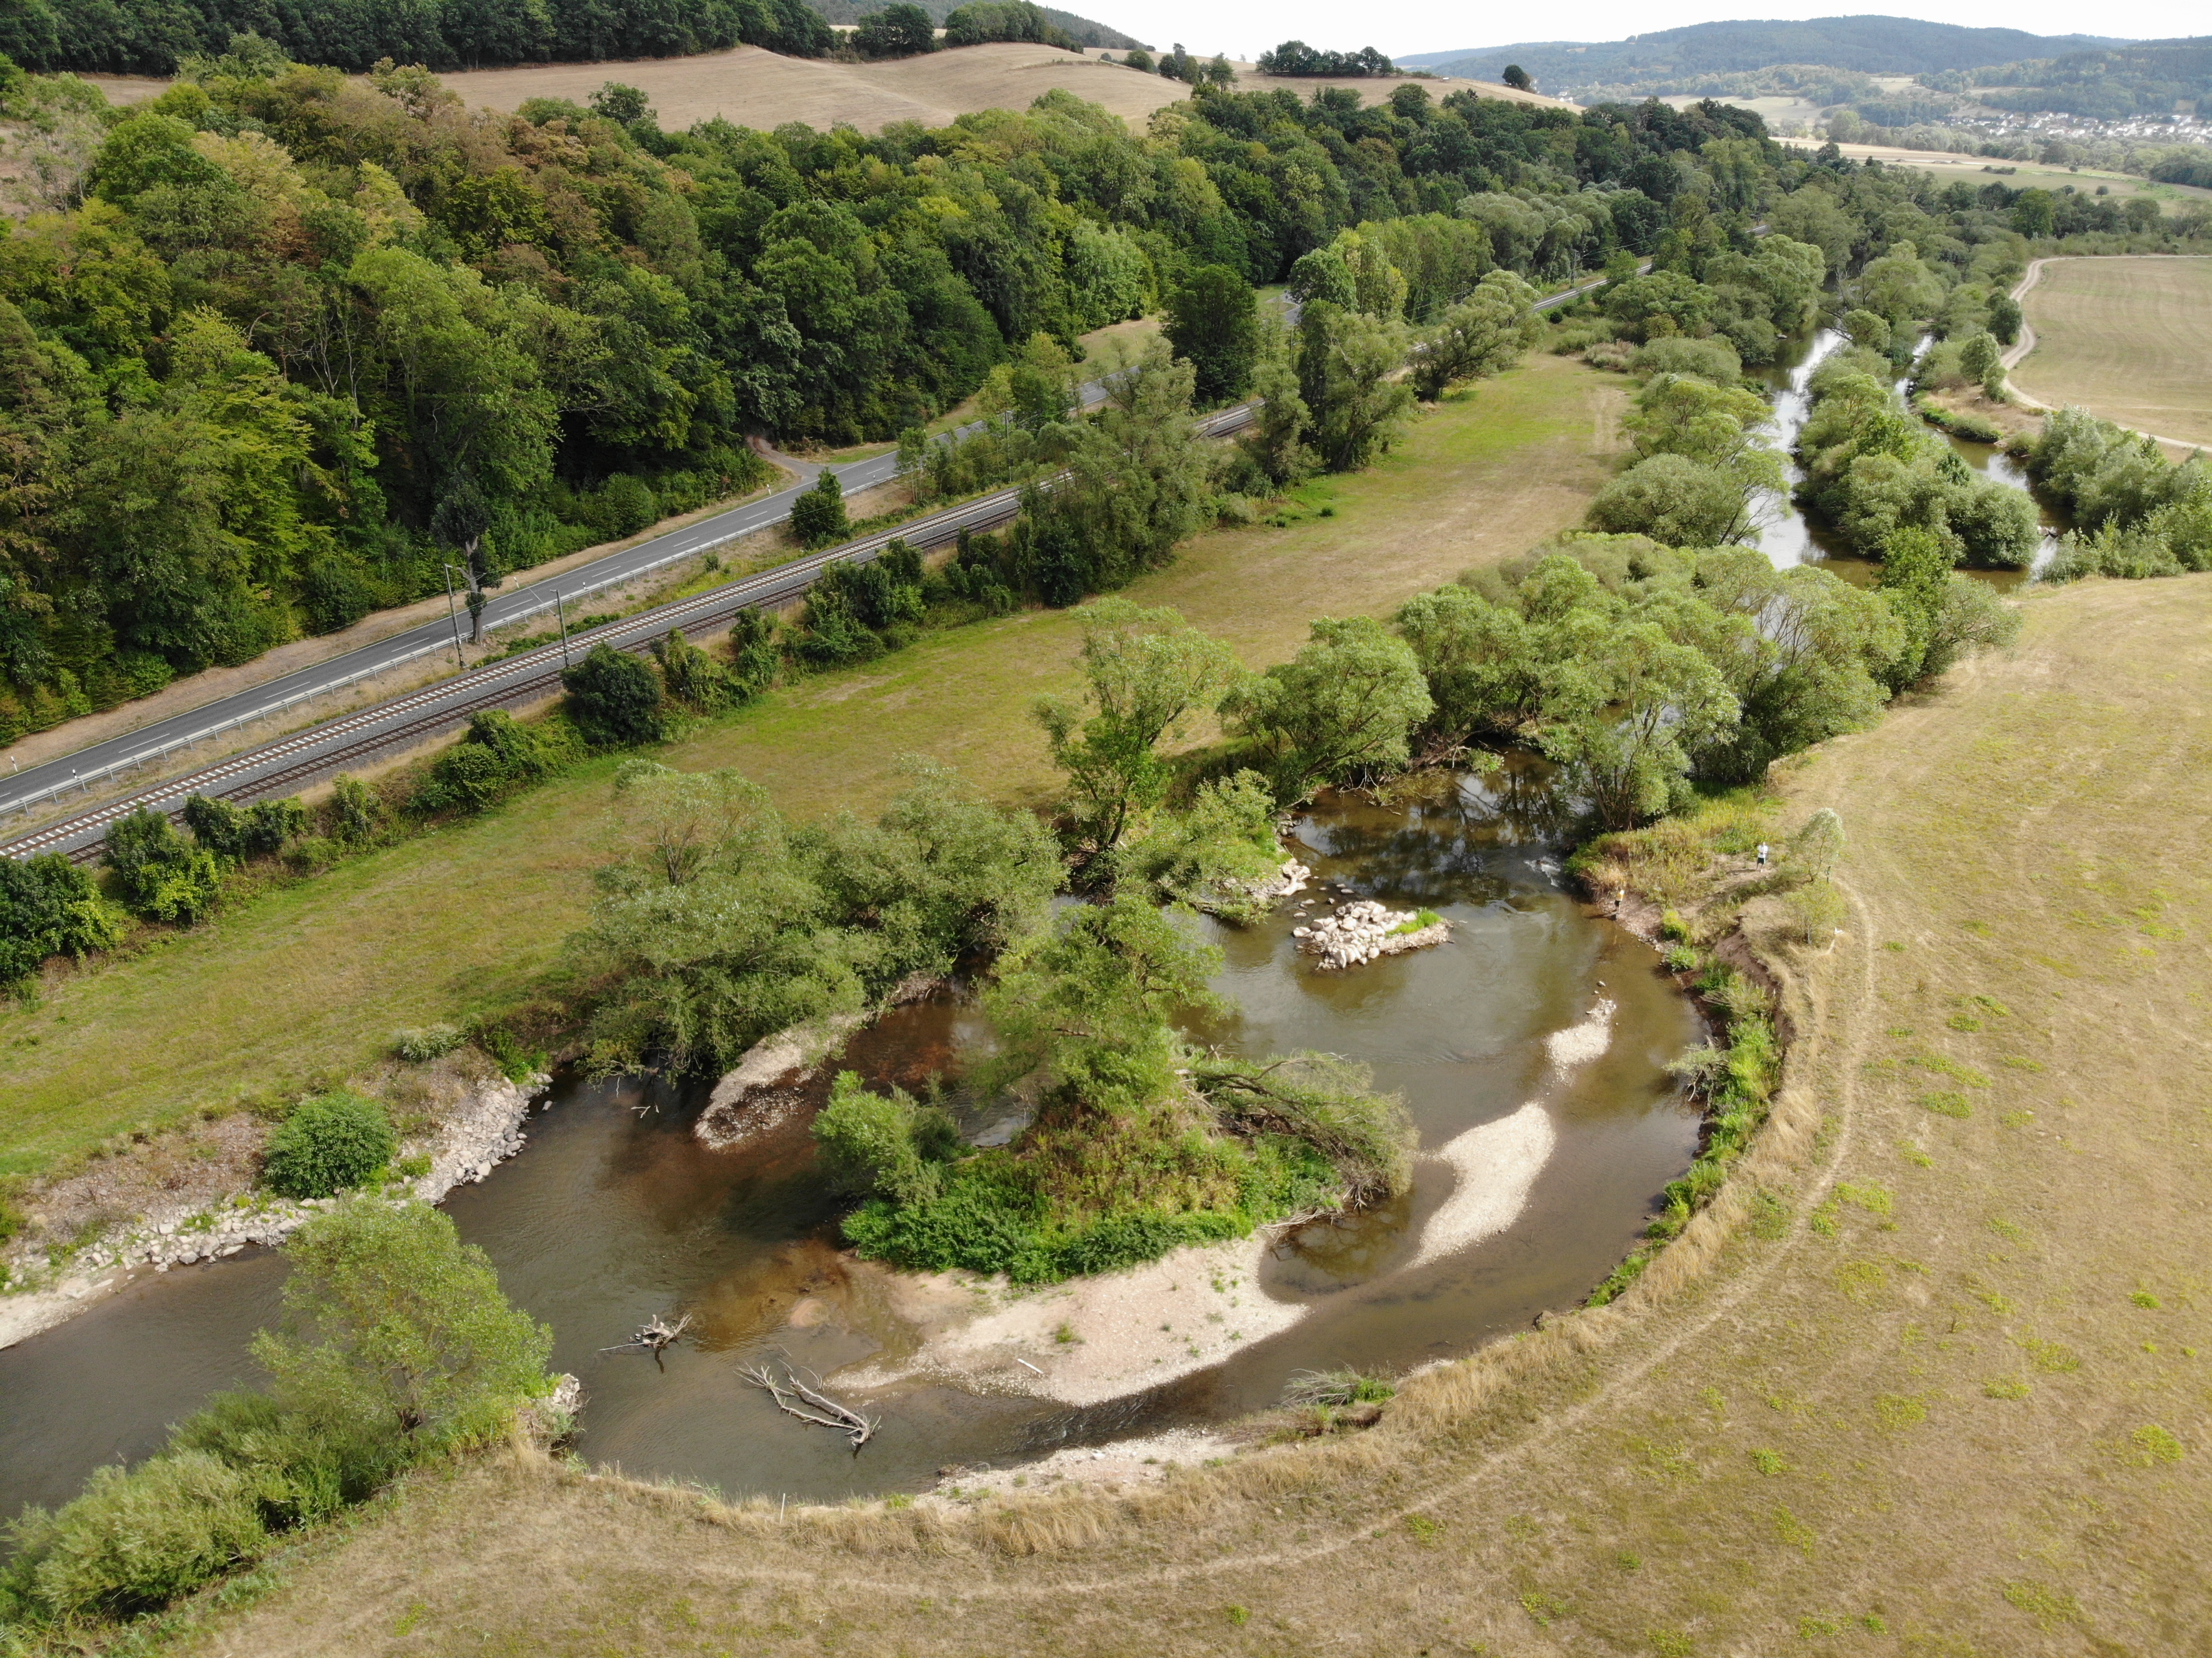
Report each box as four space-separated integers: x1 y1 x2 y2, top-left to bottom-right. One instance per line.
839 1101 1575 1407
836 992 1619 1409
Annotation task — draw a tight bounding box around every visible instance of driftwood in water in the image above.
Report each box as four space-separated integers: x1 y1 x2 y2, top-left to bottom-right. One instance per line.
601 1313 692 1368
740 1360 877 1453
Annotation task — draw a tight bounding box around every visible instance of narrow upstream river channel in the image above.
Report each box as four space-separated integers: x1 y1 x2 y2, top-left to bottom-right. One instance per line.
1754 327 2064 583
3 330 2058 1520
1 766 1703 1513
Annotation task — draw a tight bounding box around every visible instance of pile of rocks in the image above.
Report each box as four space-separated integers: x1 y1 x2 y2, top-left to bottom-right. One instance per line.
1240 857 1313 905
1293 899 1450 971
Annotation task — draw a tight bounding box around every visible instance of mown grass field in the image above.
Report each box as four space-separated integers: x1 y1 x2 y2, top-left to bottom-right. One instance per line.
0 355 1620 1184
166 572 2212 1658
2014 255 2212 448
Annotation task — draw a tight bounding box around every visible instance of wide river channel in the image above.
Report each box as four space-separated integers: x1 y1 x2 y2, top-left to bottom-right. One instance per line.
0 327 2068 1518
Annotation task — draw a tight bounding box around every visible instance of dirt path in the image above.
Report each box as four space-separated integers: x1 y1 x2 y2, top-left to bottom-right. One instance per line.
179 577 2212 1656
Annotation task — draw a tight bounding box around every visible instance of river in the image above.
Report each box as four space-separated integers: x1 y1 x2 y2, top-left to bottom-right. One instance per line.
0 763 1704 1513
1751 327 2064 585
5 326 2051 1519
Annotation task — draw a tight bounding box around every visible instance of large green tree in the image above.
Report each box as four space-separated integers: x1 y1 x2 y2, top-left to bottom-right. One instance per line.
1220 614 1433 802
251 1200 551 1452
1032 598 1241 868
1163 263 1258 407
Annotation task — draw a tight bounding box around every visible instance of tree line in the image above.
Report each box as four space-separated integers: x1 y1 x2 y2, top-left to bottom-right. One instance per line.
1254 41 1393 79
2 0 835 75
0 61 1783 745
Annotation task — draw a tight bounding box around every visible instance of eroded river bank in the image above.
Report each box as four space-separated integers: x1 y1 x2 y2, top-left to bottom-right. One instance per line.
0 767 1703 1515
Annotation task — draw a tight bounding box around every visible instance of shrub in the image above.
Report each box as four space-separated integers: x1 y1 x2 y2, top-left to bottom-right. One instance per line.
261 1092 396 1199
813 1071 961 1205
723 609 784 693
182 795 307 863
101 809 223 925
0 852 128 985
166 1392 376 1531
392 1024 465 1063
788 471 850 548
1631 335 1742 385
561 643 669 747
410 710 570 816
1 1452 265 1621
322 774 380 847
652 628 742 712
1784 876 1848 944
592 473 658 537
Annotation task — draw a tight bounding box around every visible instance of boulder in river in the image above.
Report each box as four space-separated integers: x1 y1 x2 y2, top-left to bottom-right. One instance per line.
1295 899 1450 971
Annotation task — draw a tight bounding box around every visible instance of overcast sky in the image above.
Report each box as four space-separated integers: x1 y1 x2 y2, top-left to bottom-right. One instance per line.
1107 1 2207 68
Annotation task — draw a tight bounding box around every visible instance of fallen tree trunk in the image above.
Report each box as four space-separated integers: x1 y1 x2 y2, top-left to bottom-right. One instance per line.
741 1360 877 1452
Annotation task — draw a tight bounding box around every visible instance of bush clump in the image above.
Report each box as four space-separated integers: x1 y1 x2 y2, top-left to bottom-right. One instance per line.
261 1092 397 1199
0 851 128 986
102 809 223 925
560 643 670 748
410 710 579 817
182 795 307 863
392 1024 465 1064
0 1452 266 1621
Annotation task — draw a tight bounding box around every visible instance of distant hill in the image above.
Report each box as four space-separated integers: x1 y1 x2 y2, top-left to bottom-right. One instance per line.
808 0 1146 51
1398 17 2127 97
1962 38 2212 121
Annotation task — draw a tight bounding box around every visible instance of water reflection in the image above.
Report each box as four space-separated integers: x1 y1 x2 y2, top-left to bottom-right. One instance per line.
0 776 1702 1511
1750 326 2064 589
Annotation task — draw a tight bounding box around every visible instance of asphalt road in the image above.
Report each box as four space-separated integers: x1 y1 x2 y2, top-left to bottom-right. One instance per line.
1 402 1258 862
0 273 1614 861
0 377 1133 829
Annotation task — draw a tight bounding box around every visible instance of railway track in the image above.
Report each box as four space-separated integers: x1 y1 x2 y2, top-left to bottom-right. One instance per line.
4 403 1257 864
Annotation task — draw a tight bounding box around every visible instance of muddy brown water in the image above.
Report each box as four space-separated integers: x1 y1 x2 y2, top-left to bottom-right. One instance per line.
0 768 1703 1515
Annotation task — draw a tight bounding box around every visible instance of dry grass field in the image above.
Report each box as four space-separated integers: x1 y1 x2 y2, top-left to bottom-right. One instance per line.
0 354 1620 1182
158 572 2212 1656
2012 256 2212 450
81 46 1565 134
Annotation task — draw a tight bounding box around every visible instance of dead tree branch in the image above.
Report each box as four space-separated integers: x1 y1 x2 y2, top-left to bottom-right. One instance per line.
740 1361 877 1453
600 1312 692 1356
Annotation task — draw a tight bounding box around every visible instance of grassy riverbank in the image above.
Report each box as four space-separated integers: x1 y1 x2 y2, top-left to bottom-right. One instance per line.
0 355 1620 1185
159 572 2212 1656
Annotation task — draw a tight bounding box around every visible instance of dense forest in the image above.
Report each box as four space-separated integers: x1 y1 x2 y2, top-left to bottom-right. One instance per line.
0 0 1135 75
1950 39 2212 121
809 0 1141 52
2 40 2207 745
0 0 845 76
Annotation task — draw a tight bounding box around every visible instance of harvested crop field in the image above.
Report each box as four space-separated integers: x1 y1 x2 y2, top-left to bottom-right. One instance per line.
153 590 2212 1654
81 46 1564 134
2012 255 2212 449
1778 139 2212 212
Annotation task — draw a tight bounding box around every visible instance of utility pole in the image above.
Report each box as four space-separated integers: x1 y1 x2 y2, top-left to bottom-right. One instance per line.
441 564 467 670
554 589 571 667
